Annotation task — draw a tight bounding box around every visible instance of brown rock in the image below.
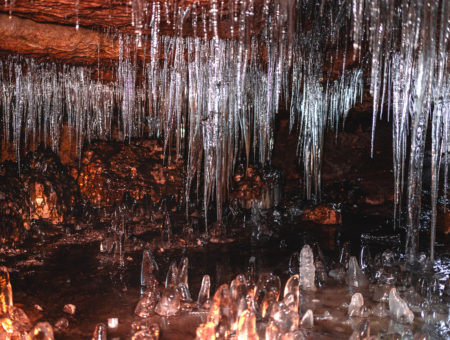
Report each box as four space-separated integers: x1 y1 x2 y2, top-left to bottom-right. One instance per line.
437 205 450 235
229 166 281 210
74 140 184 208
301 204 342 225
0 14 118 65
22 148 81 226
0 1 267 65
0 166 31 244
1 0 265 37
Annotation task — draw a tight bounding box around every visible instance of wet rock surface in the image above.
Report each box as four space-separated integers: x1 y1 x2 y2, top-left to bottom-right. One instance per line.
0 147 81 245
229 166 282 210
0 163 30 245
22 148 81 226
72 140 184 210
0 112 448 339
437 205 450 235
0 141 186 246
301 204 342 225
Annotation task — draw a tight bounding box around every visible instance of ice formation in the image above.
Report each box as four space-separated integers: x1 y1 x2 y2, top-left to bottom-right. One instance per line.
348 292 364 317
126 247 449 339
197 274 211 309
0 0 448 263
347 256 368 288
299 245 316 291
388 287 414 324
300 309 314 328
140 249 159 288
154 286 181 317
0 267 55 339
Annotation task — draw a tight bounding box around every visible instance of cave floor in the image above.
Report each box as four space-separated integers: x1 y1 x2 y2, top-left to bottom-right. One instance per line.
2 204 449 339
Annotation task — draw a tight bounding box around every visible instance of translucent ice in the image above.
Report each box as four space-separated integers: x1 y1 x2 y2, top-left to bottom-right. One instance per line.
359 245 372 272
207 284 234 334
348 293 364 317
197 274 211 309
236 309 258 340
132 323 159 340
269 301 299 334
265 320 279 340
299 245 316 291
0 266 13 315
389 288 414 324
0 0 448 263
30 322 54 340
135 288 160 318
381 250 395 267
155 286 181 317
300 309 313 328
231 274 248 304
165 257 191 301
140 249 159 288
0 305 32 338
283 275 299 313
257 273 281 318
347 256 368 288
195 321 216 340
92 323 107 340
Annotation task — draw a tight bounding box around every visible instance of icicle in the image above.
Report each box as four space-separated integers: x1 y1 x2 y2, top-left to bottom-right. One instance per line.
75 0 79 30
0 1 448 261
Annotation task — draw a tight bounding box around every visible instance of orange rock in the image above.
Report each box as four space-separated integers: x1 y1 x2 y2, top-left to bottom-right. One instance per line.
301 204 342 225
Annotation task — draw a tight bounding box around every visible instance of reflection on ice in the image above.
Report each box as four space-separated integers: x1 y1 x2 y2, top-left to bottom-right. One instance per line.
0 267 55 339
389 288 414 324
123 242 449 339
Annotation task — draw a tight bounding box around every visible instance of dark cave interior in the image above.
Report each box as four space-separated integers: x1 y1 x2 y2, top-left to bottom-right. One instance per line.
0 1 449 339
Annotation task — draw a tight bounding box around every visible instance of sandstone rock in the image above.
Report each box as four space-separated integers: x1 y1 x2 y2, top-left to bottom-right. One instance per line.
0 14 118 66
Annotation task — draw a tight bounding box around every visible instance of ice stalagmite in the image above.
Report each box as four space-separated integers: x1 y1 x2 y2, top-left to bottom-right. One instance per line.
348 293 364 317
283 274 299 313
155 286 181 317
140 249 159 288
237 309 258 340
135 288 159 318
300 309 313 328
299 245 316 291
388 287 414 324
30 322 54 340
347 256 368 288
0 267 12 315
197 274 211 308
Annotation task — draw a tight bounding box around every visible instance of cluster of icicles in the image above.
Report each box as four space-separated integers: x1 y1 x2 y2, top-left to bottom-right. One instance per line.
0 266 55 339
1 0 449 262
118 244 441 339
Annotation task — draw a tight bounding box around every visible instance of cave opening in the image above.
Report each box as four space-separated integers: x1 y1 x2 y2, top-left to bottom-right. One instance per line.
0 0 449 339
